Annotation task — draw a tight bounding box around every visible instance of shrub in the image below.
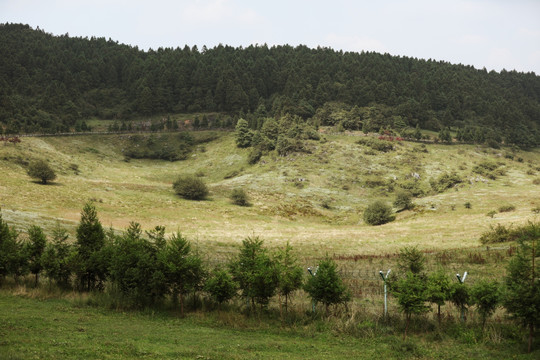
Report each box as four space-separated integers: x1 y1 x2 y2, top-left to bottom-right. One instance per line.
356 137 394 152
27 159 56 184
498 205 515 213
464 202 472 209
473 160 505 180
230 188 250 206
173 175 209 200
486 210 496 218
363 200 395 225
393 191 414 211
479 224 519 244
430 172 462 193
247 147 262 165
533 178 540 185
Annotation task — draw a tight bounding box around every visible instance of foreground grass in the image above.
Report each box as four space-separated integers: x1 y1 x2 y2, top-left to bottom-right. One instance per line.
0 291 537 359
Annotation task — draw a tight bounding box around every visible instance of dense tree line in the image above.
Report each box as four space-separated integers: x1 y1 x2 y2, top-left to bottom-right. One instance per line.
1 23 539 147
0 206 538 350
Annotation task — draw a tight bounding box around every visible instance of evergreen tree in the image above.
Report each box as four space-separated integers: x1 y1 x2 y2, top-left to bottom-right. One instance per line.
274 242 303 314
74 202 106 291
394 271 429 339
0 211 22 284
109 222 167 308
161 232 205 316
503 222 540 353
426 270 451 325
41 223 72 288
26 225 47 287
235 118 252 148
205 269 237 306
470 279 500 330
304 257 350 315
229 237 279 309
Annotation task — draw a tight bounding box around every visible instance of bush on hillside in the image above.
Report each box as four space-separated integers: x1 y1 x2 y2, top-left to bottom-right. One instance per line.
230 188 250 206
173 175 209 200
356 137 394 152
429 172 462 193
472 161 506 180
363 200 395 226
27 159 56 184
393 191 414 211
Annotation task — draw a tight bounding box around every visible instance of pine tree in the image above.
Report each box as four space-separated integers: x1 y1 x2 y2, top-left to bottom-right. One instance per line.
74 202 106 291
161 232 205 316
304 257 350 315
503 222 540 353
26 225 47 287
41 223 72 288
426 270 451 325
235 118 252 148
275 242 303 314
229 237 279 309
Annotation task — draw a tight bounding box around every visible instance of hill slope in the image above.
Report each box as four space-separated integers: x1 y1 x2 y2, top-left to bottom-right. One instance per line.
1 131 539 261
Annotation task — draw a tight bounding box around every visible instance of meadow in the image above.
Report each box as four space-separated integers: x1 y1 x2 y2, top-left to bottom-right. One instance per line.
1 129 539 358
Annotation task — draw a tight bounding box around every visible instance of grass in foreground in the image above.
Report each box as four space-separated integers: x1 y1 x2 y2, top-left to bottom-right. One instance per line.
0 291 537 360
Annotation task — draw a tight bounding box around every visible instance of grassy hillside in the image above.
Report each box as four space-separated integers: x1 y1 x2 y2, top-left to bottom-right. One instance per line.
1 131 539 263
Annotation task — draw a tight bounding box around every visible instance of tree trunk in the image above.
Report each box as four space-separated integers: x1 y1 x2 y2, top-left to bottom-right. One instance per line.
529 323 534 353
404 313 410 340
180 291 184 317
34 273 38 287
278 294 283 320
437 304 441 326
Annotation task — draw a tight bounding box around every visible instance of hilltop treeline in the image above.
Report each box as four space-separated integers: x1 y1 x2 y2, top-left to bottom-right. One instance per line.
1 23 539 147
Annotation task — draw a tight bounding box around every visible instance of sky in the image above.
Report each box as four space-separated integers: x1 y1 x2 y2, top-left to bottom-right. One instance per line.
1 0 539 74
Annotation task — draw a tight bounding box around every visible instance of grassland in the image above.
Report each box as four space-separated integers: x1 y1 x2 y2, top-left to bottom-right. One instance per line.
1 130 540 358
1 290 538 360
1 130 538 290
2 131 538 259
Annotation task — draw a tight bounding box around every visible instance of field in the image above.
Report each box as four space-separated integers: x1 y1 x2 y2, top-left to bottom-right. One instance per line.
1 290 537 360
2 131 539 257
1 130 539 358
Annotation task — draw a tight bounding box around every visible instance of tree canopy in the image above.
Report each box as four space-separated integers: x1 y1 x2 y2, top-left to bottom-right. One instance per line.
0 23 539 147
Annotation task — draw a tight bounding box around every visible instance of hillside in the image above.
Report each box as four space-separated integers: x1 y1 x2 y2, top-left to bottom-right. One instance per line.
1 131 539 263
1 23 539 148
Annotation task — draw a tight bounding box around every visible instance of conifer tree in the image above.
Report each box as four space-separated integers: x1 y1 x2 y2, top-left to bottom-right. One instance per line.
304 257 350 315
235 118 252 148
26 225 47 287
74 202 106 291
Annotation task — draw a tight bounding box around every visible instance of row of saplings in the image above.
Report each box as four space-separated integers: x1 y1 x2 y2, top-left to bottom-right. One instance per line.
0 204 538 352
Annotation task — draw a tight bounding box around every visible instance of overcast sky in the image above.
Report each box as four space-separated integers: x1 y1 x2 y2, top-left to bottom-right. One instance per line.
1 0 539 74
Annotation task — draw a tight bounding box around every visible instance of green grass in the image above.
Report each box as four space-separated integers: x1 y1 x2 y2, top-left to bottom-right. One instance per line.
1 291 537 359
1 131 538 262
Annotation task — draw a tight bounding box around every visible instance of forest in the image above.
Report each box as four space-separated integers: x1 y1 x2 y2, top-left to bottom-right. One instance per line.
1 23 540 148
